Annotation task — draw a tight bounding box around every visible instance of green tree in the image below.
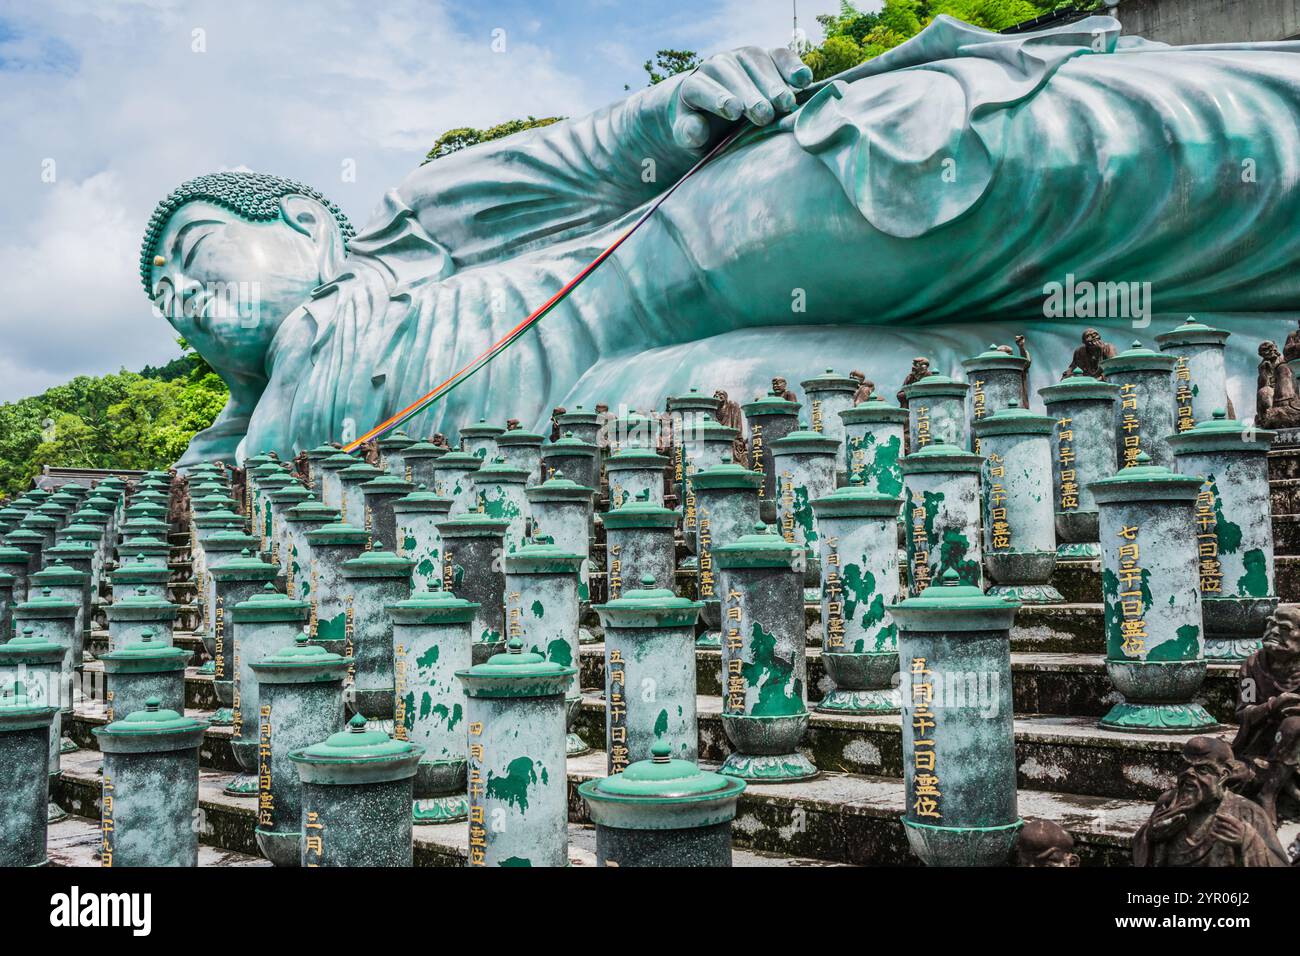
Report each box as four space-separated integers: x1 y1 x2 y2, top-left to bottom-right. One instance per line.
423 116 565 164
644 49 700 86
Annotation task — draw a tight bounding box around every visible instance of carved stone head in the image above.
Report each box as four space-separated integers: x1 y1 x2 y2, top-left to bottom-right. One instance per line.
1015 818 1080 867
1262 604 1300 668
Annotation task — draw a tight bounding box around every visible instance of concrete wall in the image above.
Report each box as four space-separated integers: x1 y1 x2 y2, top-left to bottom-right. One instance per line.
1109 0 1300 44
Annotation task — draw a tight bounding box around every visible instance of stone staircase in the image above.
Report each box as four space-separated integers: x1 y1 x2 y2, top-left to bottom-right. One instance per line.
49 446 1300 867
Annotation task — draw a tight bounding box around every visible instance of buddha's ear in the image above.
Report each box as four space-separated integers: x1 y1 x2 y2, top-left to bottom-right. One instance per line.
280 194 347 279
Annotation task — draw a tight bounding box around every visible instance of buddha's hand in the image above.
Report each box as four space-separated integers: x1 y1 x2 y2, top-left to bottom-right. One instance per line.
671 47 814 149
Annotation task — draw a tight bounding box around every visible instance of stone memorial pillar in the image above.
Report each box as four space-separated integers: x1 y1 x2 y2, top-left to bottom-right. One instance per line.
282 500 340 601
1038 370 1118 559
667 388 722 517
208 550 281 727
1156 319 1232 432
1102 341 1178 469
606 448 670 509
99 630 189 722
741 393 801 519
496 428 546 486
394 485 454 593
376 429 416 478
556 405 602 446
0 631 66 821
434 449 484 517
304 522 370 656
800 369 858 467
401 438 448 489
691 459 762 648
472 457 531 554
901 372 970 452
603 500 678 601
541 432 601 493
460 420 505 462
437 513 509 664
841 395 907 497
195 525 262 676
0 546 31 605
526 474 596 608
336 462 383 530
771 423 840 595
110 554 169 602
0 682 57 866
340 547 413 728
317 451 358 513
677 414 739 554
268 484 312 574
455 640 574 867
360 473 415 550
900 439 984 594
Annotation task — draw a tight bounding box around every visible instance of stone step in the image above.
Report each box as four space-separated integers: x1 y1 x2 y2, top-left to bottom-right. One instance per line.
1278 555 1300 602
52 749 836 868
46 814 269 868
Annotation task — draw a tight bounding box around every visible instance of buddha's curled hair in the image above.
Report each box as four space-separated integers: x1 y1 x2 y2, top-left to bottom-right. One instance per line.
139 171 355 294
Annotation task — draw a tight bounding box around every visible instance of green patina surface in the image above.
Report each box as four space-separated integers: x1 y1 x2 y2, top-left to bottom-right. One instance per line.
654 708 669 737
1149 623 1201 661
545 638 572 669
479 626 501 644
1208 478 1242 555
429 700 462 731
485 756 537 812
742 620 801 717
872 435 903 497
317 611 346 640
450 562 465 588
939 528 980 588
841 563 892 653
1238 549 1269 598
792 483 816 544
482 490 520 520
531 600 545 619
403 534 418 553
1102 566 1153 659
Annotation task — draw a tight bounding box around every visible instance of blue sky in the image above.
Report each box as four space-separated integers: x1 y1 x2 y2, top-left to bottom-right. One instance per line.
0 0 866 401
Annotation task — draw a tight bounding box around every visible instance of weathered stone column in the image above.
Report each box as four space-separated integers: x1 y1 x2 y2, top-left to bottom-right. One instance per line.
691 460 762 648
250 635 350 865
377 429 416 478
437 513 509 663
20 513 59 553
105 585 178 652
1170 411 1278 661
677 413 738 554
336 462 383 530
360 472 415 551
99 630 189 721
304 522 369 656
0 631 66 822
556 405 602 446
578 742 746 867
394 485 453 592
29 560 88 670
504 538 587 756
811 482 903 714
389 587 478 824
1156 319 1232 432
6 527 46 579
611 409 660 453
317 451 358 513
0 682 57 866
340 547 413 728
455 640 574 867
1101 341 1178 469
714 525 816 782
13 587 80 728
0 546 31 605
893 571 1021 866
841 395 907 497
282 500 340 601
972 403 1064 603
771 423 840 595
472 457 531 554
208 549 281 727
227 585 310 796
402 438 448 489
496 427 546 486
93 698 208 867
1038 370 1118 559
667 388 722 510
0 572 13 644
606 448 669 509
901 372 970 452
268 483 312 574
110 554 169 602
741 393 801 518
541 431 601 493
302 443 340 493
251 471 295 555
433 449 483 517
195 524 261 675
526 473 596 607
962 345 1030 451
1090 454 1217 733
900 439 984 594
460 419 505 462
290 714 423 867
595 575 702 772
603 501 678 601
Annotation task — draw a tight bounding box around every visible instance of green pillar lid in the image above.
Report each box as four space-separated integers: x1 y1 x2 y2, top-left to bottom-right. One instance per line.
121 518 169 536
495 429 545 447
251 632 352 679
0 507 26 523
45 540 97 559
605 447 670 470
230 582 310 623
193 507 245 528
1087 452 1204 503
25 488 54 499
455 639 577 699
435 512 509 537
305 442 341 459
255 473 296 490
899 371 969 399
891 569 1020 631
601 501 679 530
387 585 480 624
1038 368 1120 404
460 419 506 439
402 439 449 460
99 631 190 668
502 538 585 575
434 450 484 470
713 523 801 569
770 423 841 455
13 587 79 617
305 522 370 547
1100 340 1178 373
0 546 34 564
526 473 596 503
340 546 414 579
840 394 909 425
68 509 110 524
474 457 530 483
84 494 116 510
741 393 801 417
585 742 746 801
0 627 65 664
0 571 13 588
292 714 424 764
0 681 58 727
208 549 280 581
285 500 342 523
691 458 762 491
1169 409 1275 454
320 451 359 469
613 410 657 429
251 461 286 477
811 480 903 518
898 437 984 475
970 401 1054 437
30 559 88 586
800 368 859 393
686 414 739 443
112 559 170 585
392 484 454 513
543 432 600 456
360 473 415 496
557 404 602 424
595 574 703 628
5 528 45 545
961 344 1030 371
59 523 103 541
377 429 415 451
20 513 59 530
269 485 313 504
193 491 238 508
104 586 179 617
665 387 721 412
1155 318 1231 349
94 696 208 751
242 453 277 469
205 526 263 551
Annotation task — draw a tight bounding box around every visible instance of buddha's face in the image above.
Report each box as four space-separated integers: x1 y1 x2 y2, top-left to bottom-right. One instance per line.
147 198 339 384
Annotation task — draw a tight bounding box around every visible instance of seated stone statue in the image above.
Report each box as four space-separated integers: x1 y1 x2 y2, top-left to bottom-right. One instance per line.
1133 737 1289 867
141 15 1300 463
1257 340 1300 429
1233 605 1300 824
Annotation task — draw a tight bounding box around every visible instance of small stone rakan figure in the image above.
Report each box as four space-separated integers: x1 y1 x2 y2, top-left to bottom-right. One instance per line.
1284 319 1300 363
548 407 566 442
1233 605 1300 824
1060 327 1117 380
713 389 749 467
1257 340 1300 429
1014 818 1080 867
430 432 449 449
997 334 1032 406
849 370 875 406
505 418 521 431
1132 736 1290 867
360 438 381 467
896 357 931 408
771 377 796 402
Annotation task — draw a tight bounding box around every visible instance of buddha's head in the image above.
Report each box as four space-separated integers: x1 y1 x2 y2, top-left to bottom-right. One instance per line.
140 171 355 392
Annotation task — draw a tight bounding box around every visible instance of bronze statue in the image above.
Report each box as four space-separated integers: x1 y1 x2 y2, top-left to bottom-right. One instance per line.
1233 606 1300 824
1133 736 1289 867
505 418 521 431
548 407 566 442
292 450 310 485
1059 327 1116 380
771 377 796 402
714 388 749 467
166 468 190 527
896 356 931 408
430 432 449 449
998 334 1032 406
1015 818 1080 867
360 438 381 467
849 370 876 406
1257 340 1300 429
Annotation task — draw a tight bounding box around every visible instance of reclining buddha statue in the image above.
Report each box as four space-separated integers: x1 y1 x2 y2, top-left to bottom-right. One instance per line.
140 14 1300 464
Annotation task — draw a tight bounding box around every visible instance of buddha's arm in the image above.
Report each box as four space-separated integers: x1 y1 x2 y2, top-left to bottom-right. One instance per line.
392 47 811 270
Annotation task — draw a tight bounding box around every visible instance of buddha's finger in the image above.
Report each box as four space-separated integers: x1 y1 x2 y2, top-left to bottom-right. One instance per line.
770 46 814 90
700 56 775 126
738 47 798 114
680 72 743 123
672 109 711 150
